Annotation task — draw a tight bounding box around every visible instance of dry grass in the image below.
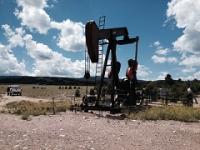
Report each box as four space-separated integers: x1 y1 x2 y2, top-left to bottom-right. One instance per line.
0 84 92 99
5 100 71 116
0 84 93 119
2 85 200 122
129 106 200 122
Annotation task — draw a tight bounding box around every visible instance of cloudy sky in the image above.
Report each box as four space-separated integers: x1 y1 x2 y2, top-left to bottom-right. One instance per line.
0 0 199 80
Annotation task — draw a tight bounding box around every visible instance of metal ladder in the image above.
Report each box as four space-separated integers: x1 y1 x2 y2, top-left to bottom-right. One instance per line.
95 16 106 84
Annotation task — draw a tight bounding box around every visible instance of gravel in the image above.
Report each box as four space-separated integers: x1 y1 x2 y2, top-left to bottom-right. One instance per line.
0 111 200 150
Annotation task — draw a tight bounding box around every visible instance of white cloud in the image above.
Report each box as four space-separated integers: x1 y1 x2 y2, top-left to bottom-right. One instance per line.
151 41 177 64
32 53 85 77
153 41 168 56
167 57 178 63
179 54 200 68
167 0 200 30
15 0 85 52
2 25 90 77
137 64 152 80
157 72 168 80
182 71 200 80
2 24 25 48
152 55 177 64
24 37 87 77
23 34 54 60
152 55 166 64
15 0 51 34
192 71 200 79
0 44 28 75
31 51 96 77
16 0 48 8
155 48 168 56
172 28 200 54
22 33 87 77
182 67 196 73
166 0 200 78
51 20 85 52
167 0 200 54
153 41 161 47
0 1 98 77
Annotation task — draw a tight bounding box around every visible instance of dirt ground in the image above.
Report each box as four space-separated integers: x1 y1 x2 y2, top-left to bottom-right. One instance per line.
0 94 200 150
0 111 200 150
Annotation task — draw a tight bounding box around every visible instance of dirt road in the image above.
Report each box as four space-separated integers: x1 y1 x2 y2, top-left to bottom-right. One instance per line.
0 111 200 150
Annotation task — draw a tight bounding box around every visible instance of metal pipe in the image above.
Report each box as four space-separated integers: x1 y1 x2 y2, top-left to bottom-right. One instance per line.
135 36 139 61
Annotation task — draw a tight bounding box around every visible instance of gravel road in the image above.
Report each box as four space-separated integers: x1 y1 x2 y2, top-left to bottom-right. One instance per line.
0 111 200 150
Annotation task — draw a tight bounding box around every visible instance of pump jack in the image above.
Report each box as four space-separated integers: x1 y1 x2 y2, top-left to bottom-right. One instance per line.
82 20 139 112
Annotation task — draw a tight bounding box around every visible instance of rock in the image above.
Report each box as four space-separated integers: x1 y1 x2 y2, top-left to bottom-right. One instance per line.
83 116 89 120
95 116 99 119
79 145 85 149
131 120 137 122
13 144 20 149
120 114 126 119
59 134 65 137
22 146 28 150
120 133 124 136
78 127 82 131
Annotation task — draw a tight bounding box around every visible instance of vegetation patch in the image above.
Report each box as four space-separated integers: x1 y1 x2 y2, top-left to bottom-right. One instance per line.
5 100 71 116
128 106 200 122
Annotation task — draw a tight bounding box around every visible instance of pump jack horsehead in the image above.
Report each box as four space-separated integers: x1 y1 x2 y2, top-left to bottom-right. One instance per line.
84 20 139 112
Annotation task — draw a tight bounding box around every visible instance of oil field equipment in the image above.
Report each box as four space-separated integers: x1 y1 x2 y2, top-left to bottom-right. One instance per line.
82 19 139 113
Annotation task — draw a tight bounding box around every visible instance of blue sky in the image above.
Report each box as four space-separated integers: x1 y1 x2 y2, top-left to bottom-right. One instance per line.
0 0 200 80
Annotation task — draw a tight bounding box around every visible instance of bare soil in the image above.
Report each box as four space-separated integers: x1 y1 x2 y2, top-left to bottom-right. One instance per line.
0 112 200 149
0 94 200 150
